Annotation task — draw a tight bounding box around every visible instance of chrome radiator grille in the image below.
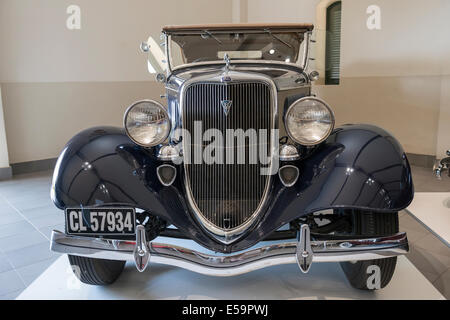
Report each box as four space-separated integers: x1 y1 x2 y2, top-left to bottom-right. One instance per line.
183 81 273 233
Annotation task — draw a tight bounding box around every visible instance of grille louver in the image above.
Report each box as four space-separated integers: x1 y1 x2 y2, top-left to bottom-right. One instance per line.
183 81 273 234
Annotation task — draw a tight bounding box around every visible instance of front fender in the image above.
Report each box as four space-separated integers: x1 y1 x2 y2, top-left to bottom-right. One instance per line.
51 126 220 249
234 124 414 251
297 123 414 212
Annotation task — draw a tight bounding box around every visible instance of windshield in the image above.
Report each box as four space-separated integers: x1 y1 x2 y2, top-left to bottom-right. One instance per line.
168 31 306 68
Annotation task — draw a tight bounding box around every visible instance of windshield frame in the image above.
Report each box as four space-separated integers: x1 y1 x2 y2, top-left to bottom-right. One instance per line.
162 25 312 76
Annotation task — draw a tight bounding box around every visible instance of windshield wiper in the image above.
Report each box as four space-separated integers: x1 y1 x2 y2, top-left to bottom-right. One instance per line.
200 30 223 45
263 29 293 49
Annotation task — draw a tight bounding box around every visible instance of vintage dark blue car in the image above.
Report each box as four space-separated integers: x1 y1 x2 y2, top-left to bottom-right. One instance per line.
50 23 413 290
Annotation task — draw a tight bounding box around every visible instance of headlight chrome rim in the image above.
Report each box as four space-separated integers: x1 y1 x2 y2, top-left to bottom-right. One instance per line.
284 96 335 146
124 99 171 147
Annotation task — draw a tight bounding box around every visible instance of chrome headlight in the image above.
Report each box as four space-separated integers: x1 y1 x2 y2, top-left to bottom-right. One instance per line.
285 97 335 146
124 100 170 147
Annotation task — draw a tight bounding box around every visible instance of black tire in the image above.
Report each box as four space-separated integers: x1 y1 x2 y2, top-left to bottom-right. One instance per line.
68 255 125 285
339 210 398 290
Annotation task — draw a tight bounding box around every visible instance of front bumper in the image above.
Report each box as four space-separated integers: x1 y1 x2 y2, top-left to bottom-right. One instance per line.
50 227 409 277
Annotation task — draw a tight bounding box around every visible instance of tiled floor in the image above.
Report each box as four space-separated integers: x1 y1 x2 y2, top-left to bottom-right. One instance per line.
0 170 63 299
399 165 450 298
0 166 449 299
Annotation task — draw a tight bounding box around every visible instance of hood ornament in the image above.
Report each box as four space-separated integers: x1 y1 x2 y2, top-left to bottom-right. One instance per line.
221 100 232 116
224 53 230 70
221 53 232 82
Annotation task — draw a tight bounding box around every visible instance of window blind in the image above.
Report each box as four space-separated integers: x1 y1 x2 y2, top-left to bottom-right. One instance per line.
325 1 342 85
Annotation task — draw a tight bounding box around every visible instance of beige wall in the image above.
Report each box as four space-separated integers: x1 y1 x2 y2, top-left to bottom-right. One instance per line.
339 0 450 78
313 76 442 155
245 0 450 157
0 0 233 163
247 0 317 23
1 81 165 163
437 75 450 159
1 0 449 163
0 0 233 83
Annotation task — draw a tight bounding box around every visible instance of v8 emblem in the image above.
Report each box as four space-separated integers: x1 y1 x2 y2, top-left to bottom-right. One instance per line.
221 100 232 116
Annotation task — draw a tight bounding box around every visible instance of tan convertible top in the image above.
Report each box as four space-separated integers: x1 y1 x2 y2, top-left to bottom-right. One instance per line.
162 23 314 33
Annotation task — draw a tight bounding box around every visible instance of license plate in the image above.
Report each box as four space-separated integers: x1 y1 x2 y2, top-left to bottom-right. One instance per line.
65 208 136 235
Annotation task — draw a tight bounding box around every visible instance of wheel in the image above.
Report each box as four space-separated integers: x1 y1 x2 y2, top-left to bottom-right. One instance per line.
68 255 125 285
338 210 399 290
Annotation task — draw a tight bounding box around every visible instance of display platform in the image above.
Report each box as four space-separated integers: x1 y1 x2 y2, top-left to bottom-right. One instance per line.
17 236 444 300
406 192 450 247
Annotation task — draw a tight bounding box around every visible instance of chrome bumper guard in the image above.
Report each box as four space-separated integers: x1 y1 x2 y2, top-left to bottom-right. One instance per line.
50 225 409 277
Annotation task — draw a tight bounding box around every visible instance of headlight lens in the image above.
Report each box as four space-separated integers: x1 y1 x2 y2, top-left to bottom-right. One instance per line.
124 100 170 147
285 97 334 145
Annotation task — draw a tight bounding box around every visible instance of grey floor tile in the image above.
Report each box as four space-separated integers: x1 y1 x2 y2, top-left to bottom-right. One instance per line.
20 204 60 219
0 230 48 253
5 242 60 269
0 252 13 273
433 268 450 300
400 226 430 245
414 233 450 257
15 257 56 286
9 196 53 212
0 270 25 296
27 212 64 229
400 212 429 233
0 211 24 225
419 269 443 285
406 245 450 281
39 223 65 239
399 214 430 244
0 203 16 216
4 180 51 194
411 165 450 192
5 190 52 206
0 185 45 199
0 220 36 239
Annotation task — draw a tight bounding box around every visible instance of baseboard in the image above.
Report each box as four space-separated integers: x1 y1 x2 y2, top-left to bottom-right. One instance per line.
11 158 57 175
406 153 436 168
0 166 13 180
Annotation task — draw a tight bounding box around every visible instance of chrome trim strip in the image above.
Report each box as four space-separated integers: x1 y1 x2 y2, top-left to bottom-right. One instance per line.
171 60 305 73
164 34 172 76
51 231 409 277
178 71 278 244
301 31 311 71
